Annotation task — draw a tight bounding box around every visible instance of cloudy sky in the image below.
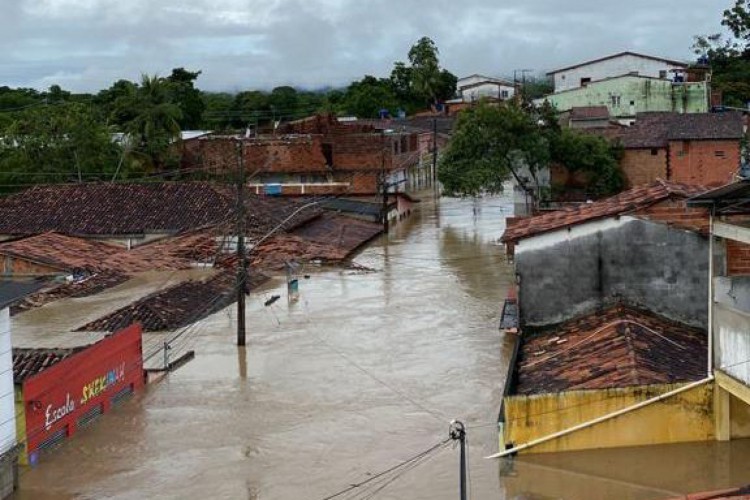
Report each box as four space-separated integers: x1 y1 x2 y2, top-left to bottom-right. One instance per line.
1 0 729 93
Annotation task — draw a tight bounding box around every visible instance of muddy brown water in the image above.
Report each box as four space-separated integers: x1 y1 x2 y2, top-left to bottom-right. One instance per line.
14 195 750 499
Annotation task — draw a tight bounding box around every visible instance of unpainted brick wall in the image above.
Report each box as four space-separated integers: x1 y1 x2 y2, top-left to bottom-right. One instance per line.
726 239 750 276
669 139 741 187
621 148 668 188
635 198 710 233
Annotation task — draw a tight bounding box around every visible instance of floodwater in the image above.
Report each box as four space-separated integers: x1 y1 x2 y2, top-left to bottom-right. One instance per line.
14 194 750 499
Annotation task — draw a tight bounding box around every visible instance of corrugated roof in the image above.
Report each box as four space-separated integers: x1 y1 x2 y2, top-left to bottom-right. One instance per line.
0 280 48 310
501 180 708 243
514 304 707 395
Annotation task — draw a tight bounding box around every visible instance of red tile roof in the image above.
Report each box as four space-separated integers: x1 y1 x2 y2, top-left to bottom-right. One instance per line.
13 347 82 384
514 304 707 395
501 180 708 243
570 106 610 121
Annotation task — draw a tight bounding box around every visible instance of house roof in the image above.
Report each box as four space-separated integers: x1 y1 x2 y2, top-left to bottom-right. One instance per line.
75 270 267 332
13 347 82 384
618 112 745 149
458 74 515 87
0 280 48 310
547 51 688 75
688 179 750 211
570 106 610 121
0 182 321 239
501 180 708 243
514 304 707 395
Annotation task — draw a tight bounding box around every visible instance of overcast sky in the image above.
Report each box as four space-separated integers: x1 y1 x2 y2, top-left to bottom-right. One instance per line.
1 0 729 93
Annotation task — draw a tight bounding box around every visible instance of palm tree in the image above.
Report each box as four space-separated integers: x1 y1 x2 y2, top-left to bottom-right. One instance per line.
114 74 183 173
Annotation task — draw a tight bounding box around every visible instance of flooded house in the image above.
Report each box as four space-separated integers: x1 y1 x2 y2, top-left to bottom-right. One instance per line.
689 181 750 444
496 180 719 454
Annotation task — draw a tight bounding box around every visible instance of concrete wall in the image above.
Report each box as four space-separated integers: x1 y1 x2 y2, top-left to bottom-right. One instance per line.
461 82 516 102
552 54 686 92
539 76 709 118
0 309 16 499
515 216 709 327
713 304 750 386
0 309 15 456
501 382 714 454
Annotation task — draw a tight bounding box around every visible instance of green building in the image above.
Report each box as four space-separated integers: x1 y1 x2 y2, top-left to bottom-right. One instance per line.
536 74 710 123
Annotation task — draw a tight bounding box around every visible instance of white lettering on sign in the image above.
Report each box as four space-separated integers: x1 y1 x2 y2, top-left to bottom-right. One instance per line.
44 393 75 431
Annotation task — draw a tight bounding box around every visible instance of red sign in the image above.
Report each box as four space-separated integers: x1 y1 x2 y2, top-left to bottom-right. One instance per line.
21 324 144 462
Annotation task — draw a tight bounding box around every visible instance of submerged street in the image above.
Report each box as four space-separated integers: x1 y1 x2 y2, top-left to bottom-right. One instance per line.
15 194 750 500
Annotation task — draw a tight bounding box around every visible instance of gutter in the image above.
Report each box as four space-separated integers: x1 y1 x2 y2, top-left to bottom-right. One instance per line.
487 376 714 459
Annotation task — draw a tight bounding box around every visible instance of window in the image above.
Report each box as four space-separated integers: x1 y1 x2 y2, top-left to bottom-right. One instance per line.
659 70 668 79
629 100 635 106
610 95 621 107
501 90 509 99
651 148 659 156
715 150 727 158
581 77 592 87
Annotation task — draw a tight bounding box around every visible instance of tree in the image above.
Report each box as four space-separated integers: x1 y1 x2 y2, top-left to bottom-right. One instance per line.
113 74 182 172
269 86 299 118
342 76 398 118
0 102 123 192
438 102 548 197
408 37 442 104
694 1 750 106
166 68 205 129
439 101 623 199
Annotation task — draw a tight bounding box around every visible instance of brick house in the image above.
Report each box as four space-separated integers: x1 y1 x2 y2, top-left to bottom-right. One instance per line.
183 114 425 198
616 112 744 188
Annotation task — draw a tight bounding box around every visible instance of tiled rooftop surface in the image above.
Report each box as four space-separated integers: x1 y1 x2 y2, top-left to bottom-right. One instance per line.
13 347 82 384
292 213 382 254
570 106 610 121
10 272 129 315
0 182 321 238
75 270 268 332
501 180 708 243
515 304 707 395
621 112 744 149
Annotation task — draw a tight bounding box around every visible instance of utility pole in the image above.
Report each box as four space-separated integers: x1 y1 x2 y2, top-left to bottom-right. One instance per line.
381 132 389 233
235 138 247 347
431 118 438 194
450 420 467 500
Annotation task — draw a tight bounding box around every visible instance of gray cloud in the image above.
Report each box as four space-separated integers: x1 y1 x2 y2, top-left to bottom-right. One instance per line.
0 0 727 92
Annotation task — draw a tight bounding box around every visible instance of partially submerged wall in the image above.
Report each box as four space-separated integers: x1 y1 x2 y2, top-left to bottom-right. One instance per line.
515 217 708 327
501 382 714 454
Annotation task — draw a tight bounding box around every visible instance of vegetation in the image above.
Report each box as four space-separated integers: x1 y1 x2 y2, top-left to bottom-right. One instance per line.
694 0 750 106
438 101 623 199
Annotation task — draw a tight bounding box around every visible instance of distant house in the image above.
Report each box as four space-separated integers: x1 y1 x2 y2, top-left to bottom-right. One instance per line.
537 74 710 122
616 112 745 188
565 106 611 129
547 51 689 93
455 74 517 102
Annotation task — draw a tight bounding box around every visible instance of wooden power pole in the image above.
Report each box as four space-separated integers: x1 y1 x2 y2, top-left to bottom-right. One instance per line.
236 138 247 346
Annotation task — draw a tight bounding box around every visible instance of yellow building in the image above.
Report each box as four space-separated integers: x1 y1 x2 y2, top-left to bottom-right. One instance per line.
497 304 714 455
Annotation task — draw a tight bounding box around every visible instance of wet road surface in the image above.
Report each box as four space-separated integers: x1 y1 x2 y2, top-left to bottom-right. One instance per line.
14 194 750 499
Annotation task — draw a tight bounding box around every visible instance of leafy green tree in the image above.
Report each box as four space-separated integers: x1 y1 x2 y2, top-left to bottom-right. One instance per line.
95 79 139 124
408 37 442 104
166 68 205 129
201 92 236 129
269 86 299 118
113 74 182 172
342 76 398 118
0 102 123 192
551 129 624 197
438 102 548 197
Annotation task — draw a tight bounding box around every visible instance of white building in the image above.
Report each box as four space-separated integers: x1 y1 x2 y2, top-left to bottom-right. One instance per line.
455 74 516 103
0 305 16 498
547 51 688 93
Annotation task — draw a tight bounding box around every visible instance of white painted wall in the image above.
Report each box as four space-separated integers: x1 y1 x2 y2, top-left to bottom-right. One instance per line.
0 308 16 455
552 54 686 92
461 82 516 102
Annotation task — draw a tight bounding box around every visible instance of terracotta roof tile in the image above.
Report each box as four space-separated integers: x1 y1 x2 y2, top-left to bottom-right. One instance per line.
570 106 610 121
13 347 82 384
514 304 707 395
501 180 708 243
